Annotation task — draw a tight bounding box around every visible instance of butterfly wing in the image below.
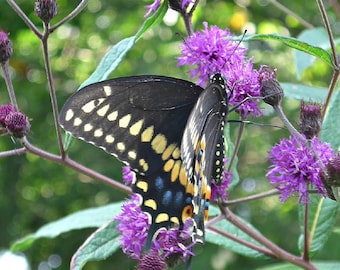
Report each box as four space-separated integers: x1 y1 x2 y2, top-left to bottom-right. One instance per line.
181 74 228 242
59 75 204 247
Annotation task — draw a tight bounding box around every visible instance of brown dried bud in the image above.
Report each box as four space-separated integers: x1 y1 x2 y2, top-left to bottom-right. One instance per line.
259 66 283 106
327 154 340 187
35 0 58 23
299 101 322 139
0 31 13 63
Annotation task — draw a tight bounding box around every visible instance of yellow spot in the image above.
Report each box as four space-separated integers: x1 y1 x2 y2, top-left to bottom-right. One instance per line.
103 85 112 96
171 147 181 159
144 199 157 210
105 134 115 143
129 119 143 136
139 159 149 172
155 213 169 223
65 109 74 121
107 111 118 121
82 99 104 113
94 128 103 137
128 150 137 160
97 104 110 116
216 150 220 157
196 229 204 237
161 143 177 161
73 117 82 126
141 126 154 142
179 166 187 186
170 217 180 224
119 114 131 128
186 182 194 195
84 123 93 132
163 159 175 172
216 159 220 166
116 142 125 152
151 133 167 154
200 137 206 150
171 160 181 182
136 180 148 193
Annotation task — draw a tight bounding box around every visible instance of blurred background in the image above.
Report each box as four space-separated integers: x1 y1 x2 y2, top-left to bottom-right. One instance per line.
0 0 339 269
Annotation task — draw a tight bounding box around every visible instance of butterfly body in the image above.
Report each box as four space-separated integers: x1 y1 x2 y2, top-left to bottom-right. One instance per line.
59 74 229 248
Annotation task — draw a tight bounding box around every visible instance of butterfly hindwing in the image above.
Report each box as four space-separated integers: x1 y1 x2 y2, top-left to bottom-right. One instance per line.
181 74 229 242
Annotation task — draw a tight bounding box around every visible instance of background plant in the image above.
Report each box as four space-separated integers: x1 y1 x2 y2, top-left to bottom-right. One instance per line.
0 0 340 270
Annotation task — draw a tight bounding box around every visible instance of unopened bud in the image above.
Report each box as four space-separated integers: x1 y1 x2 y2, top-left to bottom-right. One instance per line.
5 111 30 138
299 101 322 139
259 66 283 106
0 31 13 63
35 0 58 23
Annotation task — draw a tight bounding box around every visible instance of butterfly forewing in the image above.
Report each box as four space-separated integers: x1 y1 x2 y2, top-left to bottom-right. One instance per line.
59 75 204 247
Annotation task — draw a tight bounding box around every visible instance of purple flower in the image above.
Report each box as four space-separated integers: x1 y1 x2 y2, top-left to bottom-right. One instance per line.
114 194 149 259
211 169 233 203
122 166 135 185
178 22 262 118
144 0 161 18
267 136 335 203
299 101 322 139
152 220 195 263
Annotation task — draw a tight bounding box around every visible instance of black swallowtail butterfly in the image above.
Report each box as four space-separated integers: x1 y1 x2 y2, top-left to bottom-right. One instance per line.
59 73 229 249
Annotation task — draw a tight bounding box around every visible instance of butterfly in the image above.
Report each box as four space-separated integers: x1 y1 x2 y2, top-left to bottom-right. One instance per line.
59 73 229 249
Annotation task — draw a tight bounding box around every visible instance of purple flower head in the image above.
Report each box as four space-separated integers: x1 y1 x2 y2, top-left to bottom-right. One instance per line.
138 250 167 270
122 166 135 185
0 31 13 63
178 22 262 118
259 66 283 107
114 194 149 259
144 0 161 18
267 136 335 204
211 169 233 203
0 104 16 124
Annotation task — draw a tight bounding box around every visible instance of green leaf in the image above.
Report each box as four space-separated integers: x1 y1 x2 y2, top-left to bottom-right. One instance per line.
321 88 340 150
70 220 121 270
11 202 123 252
257 261 340 270
298 195 339 256
281 83 328 102
206 219 265 258
63 2 168 150
135 0 168 40
241 34 334 68
294 28 330 79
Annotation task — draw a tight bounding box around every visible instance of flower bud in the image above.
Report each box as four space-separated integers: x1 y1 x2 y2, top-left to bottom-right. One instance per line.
326 154 340 187
259 66 283 106
5 111 30 138
34 0 58 23
299 101 322 139
0 104 16 125
0 31 13 63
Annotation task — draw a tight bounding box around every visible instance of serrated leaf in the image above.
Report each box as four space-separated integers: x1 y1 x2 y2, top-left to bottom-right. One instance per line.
321 88 340 150
11 202 123 252
240 34 334 68
298 196 339 256
281 83 328 102
206 219 265 258
70 220 121 270
294 28 330 79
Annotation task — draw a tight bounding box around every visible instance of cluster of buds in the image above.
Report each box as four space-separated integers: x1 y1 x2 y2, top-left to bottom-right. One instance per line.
0 104 30 138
